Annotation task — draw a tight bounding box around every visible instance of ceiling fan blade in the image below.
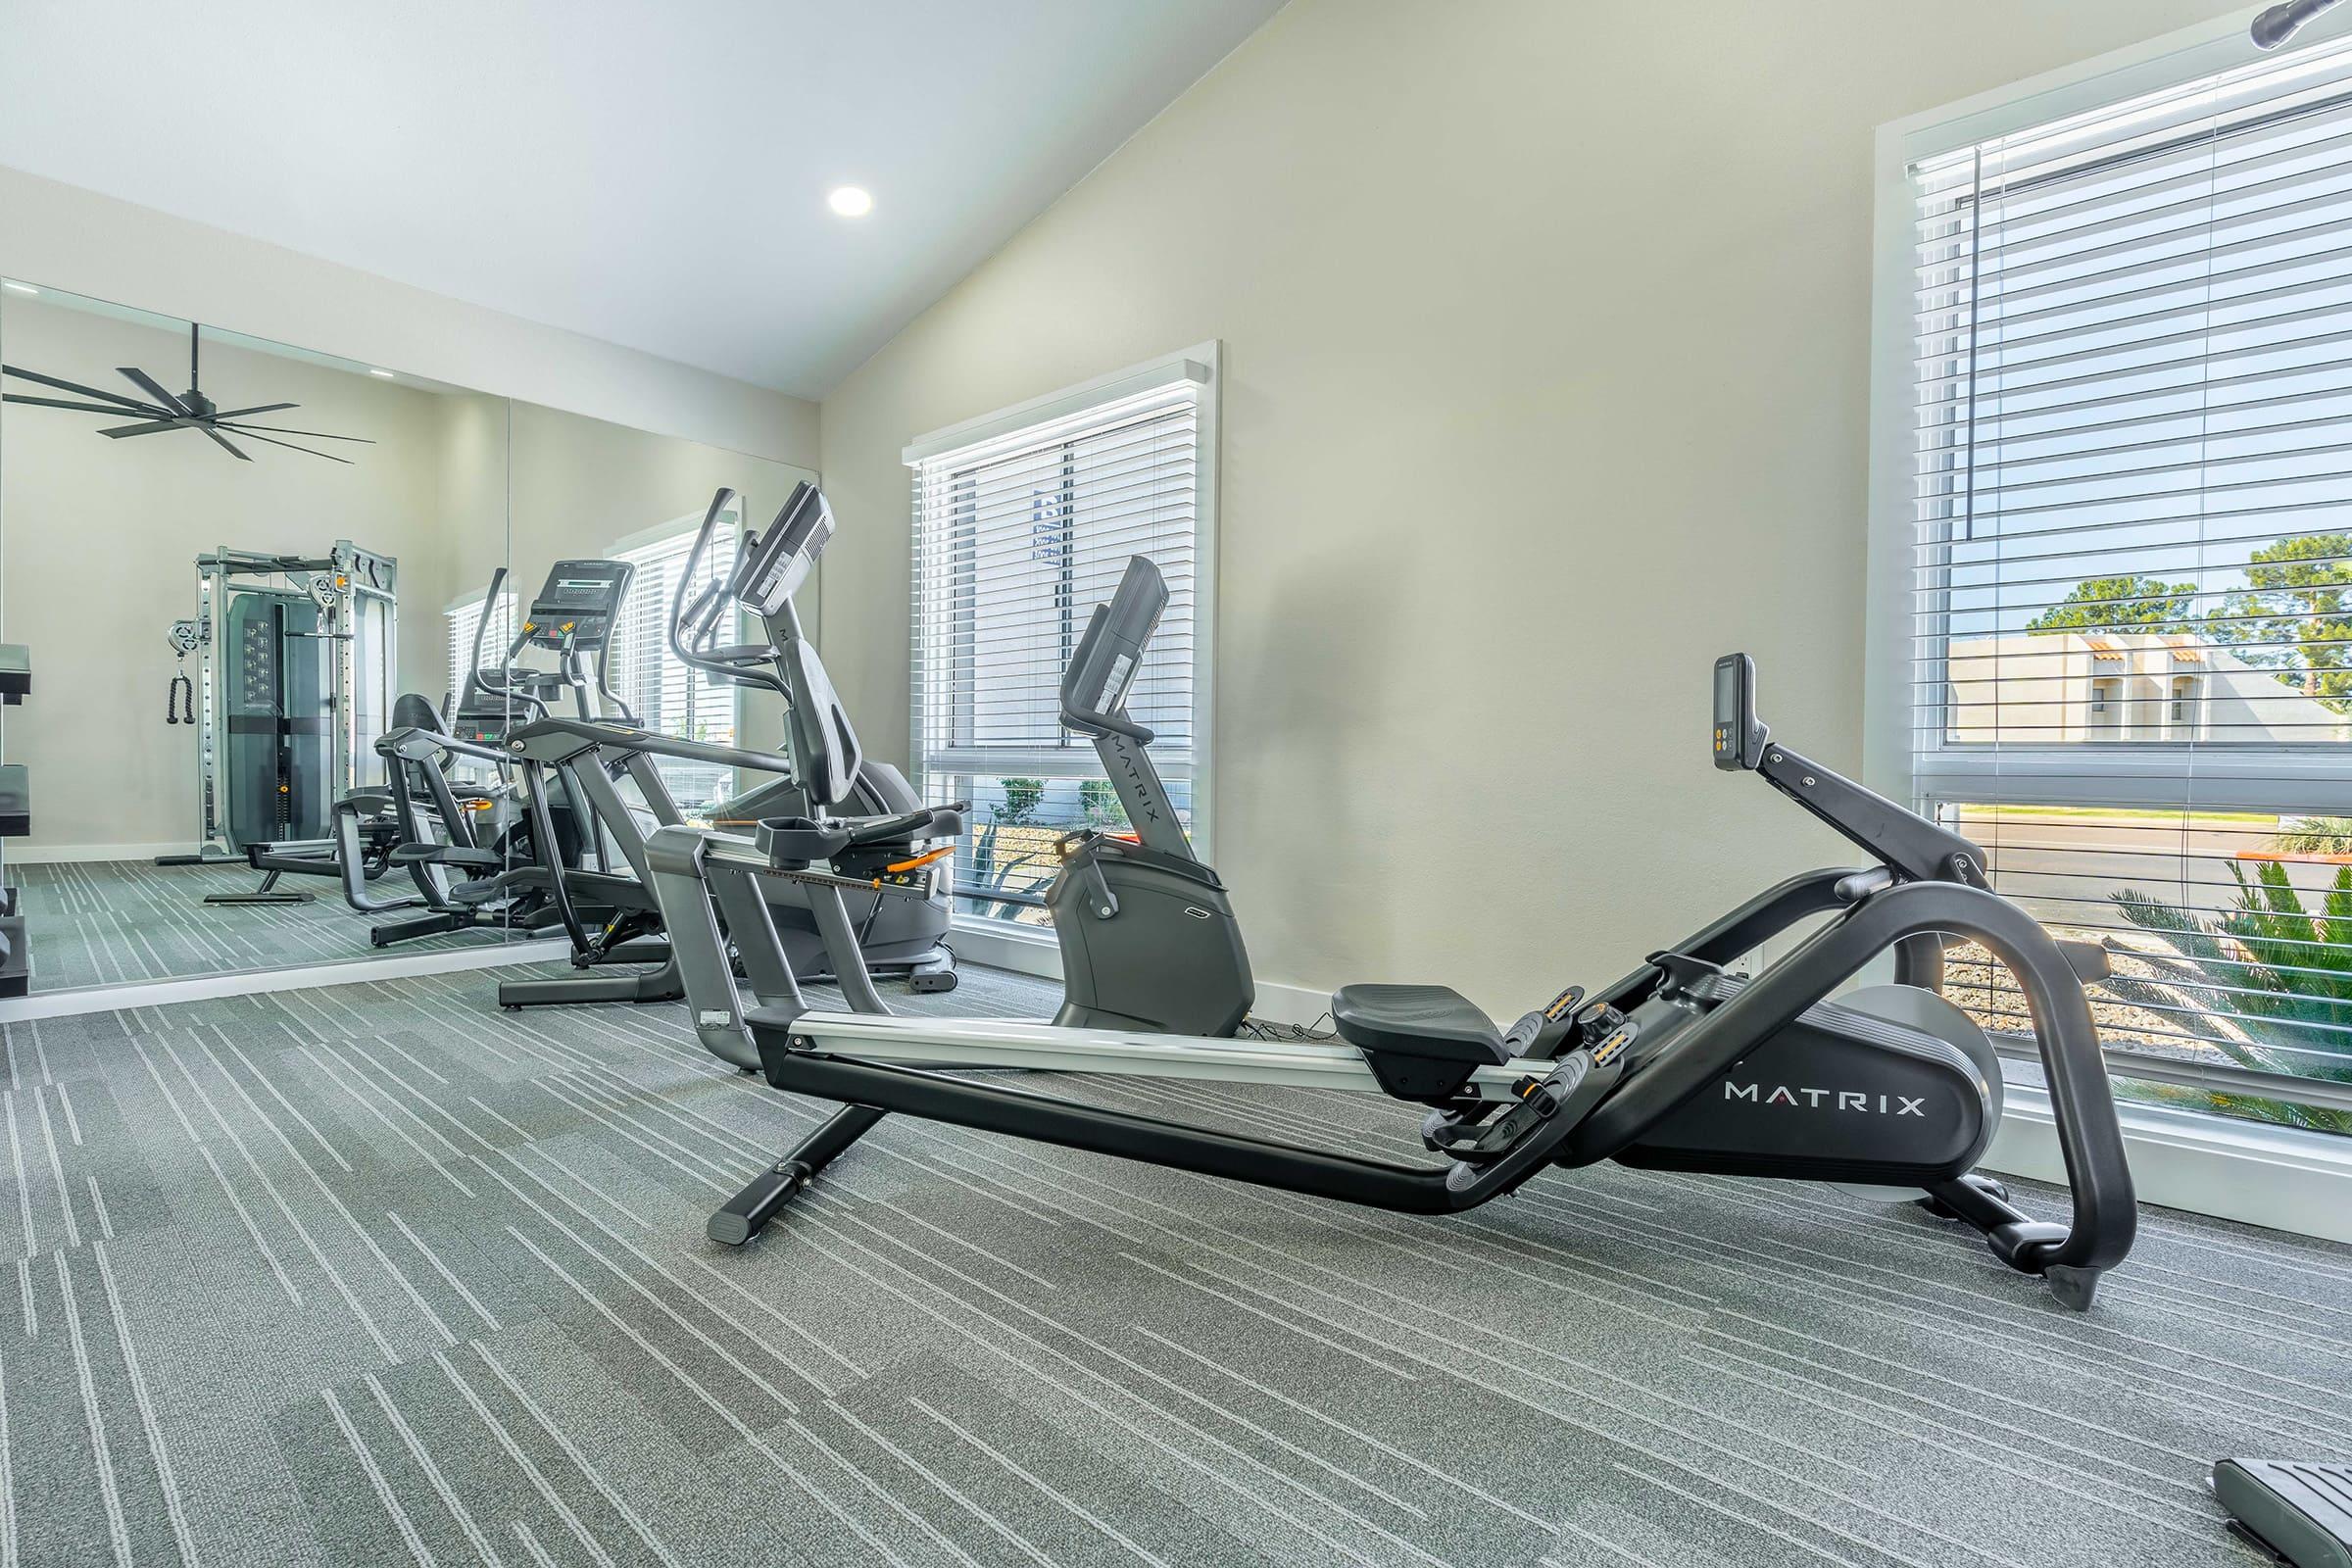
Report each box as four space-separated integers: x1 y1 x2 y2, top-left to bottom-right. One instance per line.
216 421 375 444
207 402 297 419
4 393 172 416
197 425 252 462
98 418 186 438
118 367 191 416
3 364 157 411
231 428 352 465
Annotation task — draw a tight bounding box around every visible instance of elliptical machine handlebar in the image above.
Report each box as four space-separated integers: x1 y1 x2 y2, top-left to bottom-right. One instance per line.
465 566 568 724
459 567 524 717
668 487 789 700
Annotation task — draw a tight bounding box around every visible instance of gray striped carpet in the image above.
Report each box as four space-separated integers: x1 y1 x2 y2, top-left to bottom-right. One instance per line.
14 858 501 991
0 960 2345 1567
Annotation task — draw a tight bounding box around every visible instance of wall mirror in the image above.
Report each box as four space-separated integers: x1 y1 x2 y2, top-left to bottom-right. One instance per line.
0 280 516 995
0 279 824 1006
503 400 815 837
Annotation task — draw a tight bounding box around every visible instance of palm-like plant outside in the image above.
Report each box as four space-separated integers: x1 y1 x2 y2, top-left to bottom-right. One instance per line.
965 777 1053 921
2105 860 2352 1135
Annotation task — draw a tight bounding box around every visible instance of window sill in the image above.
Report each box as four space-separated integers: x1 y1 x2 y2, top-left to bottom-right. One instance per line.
1990 1082 2352 1247
949 914 1060 980
1916 745 2352 814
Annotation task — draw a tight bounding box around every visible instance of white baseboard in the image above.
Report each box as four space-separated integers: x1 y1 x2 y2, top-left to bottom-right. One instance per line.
0 938 570 1023
1250 978 1336 1029
9 843 196 865
948 918 1059 977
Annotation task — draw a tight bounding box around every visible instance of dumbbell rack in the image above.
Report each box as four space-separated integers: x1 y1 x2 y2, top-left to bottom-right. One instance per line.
0 643 28 998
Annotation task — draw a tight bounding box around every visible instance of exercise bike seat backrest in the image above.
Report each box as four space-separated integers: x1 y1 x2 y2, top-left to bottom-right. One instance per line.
391 692 445 736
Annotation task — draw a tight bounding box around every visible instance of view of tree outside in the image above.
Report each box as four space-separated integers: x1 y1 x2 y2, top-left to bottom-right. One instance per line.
2022 533 2352 708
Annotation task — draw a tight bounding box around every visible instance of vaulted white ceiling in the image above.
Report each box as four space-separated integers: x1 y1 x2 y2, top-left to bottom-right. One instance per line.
0 0 1284 397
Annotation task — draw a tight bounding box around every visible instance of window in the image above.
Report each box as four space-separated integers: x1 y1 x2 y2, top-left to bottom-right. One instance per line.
1894 28 2352 1131
907 349 1215 926
444 589 514 713
609 503 742 812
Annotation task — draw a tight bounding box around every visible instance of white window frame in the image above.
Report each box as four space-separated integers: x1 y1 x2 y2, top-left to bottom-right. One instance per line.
1864 6 2352 1243
1866 4 2352 816
904 343 1221 939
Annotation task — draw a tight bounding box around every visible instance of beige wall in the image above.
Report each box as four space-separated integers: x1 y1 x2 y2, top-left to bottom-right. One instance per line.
815 0 2255 1014
0 298 481 852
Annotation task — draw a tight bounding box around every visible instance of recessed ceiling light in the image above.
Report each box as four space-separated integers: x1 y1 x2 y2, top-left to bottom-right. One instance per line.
1 281 37 295
827 186 873 218
368 368 396 378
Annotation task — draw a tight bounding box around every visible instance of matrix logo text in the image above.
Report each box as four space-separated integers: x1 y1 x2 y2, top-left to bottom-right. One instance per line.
1724 1083 1927 1116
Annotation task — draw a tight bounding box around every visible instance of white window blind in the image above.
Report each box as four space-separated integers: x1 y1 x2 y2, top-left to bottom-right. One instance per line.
1908 32 2352 1128
910 371 1206 925
611 514 740 811
444 591 514 712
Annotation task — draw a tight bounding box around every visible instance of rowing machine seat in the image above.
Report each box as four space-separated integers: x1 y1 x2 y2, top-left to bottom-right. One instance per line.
1332 985 1511 1102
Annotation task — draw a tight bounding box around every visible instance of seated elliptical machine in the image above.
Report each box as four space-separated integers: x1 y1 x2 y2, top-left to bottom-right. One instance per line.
496 484 957 1007
664 484 956 991
648 595 2136 1308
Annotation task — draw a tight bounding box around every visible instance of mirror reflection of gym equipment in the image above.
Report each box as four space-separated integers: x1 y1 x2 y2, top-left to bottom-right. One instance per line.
157 543 398 881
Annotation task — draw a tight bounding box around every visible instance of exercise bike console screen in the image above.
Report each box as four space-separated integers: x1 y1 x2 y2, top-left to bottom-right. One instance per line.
734 482 833 616
1712 652 1764 771
1062 556 1167 729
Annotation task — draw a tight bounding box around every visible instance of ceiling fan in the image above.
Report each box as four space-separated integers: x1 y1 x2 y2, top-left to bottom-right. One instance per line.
1 321 373 465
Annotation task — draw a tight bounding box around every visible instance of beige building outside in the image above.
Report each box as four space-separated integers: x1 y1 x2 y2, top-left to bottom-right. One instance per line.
1944 631 2352 747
